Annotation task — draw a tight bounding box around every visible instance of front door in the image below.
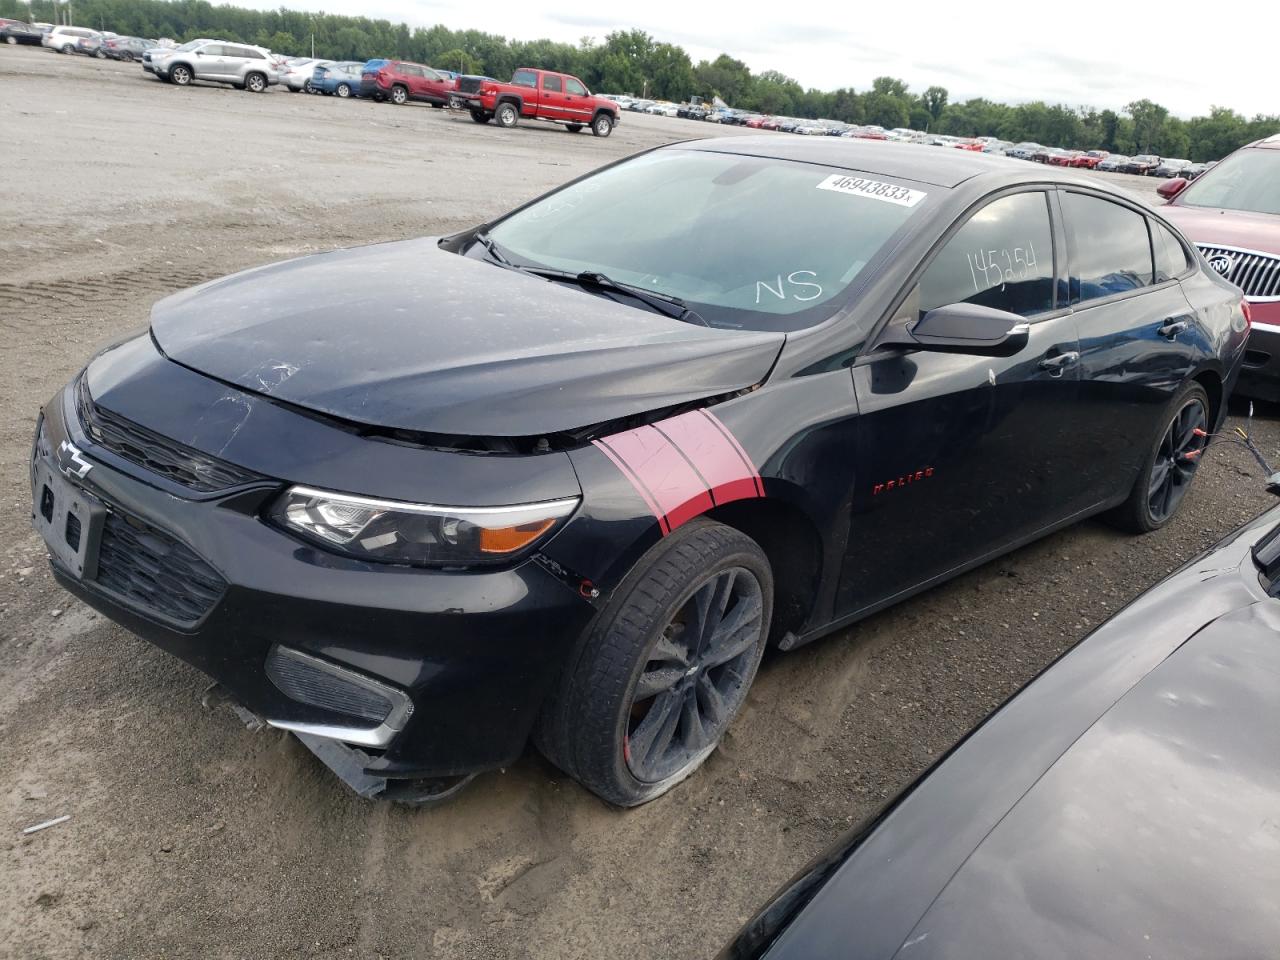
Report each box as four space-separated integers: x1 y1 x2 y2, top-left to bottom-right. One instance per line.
564 76 594 125
841 190 1083 617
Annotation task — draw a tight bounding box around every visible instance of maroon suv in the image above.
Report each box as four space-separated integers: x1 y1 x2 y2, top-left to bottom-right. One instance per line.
361 60 456 107
1160 134 1280 400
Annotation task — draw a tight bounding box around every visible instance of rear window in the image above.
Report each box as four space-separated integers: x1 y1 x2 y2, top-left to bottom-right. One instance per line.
513 70 537 88
487 149 930 333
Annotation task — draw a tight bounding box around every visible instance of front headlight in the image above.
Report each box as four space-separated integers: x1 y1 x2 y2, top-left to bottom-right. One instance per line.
271 485 579 567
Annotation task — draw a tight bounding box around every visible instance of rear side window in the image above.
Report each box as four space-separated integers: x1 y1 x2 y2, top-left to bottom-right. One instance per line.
1062 192 1153 304
1152 221 1192 282
918 191 1056 319
542 74 563 93
513 70 537 88
200 44 224 56
566 77 586 96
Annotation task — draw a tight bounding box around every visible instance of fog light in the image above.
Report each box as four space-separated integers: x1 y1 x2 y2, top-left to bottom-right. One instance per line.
265 646 413 747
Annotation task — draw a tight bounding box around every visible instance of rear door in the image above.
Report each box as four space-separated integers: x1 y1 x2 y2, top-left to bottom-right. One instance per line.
538 73 569 120
842 190 1083 617
421 67 453 103
1060 189 1202 511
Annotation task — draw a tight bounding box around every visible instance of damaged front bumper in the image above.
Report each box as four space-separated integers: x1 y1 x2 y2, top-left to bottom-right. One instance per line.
33 378 598 795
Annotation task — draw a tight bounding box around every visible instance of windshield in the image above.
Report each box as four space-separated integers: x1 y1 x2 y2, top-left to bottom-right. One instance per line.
485 149 930 332
1179 148 1280 216
173 40 203 51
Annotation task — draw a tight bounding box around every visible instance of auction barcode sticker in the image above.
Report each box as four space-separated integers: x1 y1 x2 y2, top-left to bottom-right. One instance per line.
816 174 927 207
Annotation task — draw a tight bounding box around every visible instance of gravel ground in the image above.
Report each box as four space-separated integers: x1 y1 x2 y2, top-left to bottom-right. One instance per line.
2 46 1276 960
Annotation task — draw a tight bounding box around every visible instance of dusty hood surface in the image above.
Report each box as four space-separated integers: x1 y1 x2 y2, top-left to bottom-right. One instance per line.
150 238 785 437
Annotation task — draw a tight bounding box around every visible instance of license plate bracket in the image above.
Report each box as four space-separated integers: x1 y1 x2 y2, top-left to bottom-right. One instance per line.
32 463 105 580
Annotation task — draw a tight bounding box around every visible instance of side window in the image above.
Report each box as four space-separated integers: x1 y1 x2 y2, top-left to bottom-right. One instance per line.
224 46 248 58
423 68 442 81
513 69 537 88
1062 192 1154 305
400 64 421 77
918 192 1055 319
566 77 586 96
542 74 563 93
1152 221 1192 282
200 44 224 56
246 49 265 60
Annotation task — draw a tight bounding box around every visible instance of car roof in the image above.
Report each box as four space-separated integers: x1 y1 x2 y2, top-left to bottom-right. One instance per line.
678 136 1080 188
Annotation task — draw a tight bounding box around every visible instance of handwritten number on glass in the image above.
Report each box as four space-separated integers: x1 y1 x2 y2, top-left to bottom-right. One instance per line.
967 242 1037 293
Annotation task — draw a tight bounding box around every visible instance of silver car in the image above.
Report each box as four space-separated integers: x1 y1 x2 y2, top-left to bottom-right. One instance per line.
281 57 329 93
146 38 279 92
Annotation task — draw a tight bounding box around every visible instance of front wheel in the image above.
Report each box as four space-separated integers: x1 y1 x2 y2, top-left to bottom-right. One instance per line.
1109 382 1210 533
170 64 192 86
390 84 408 105
536 520 773 806
335 82 351 98
495 101 519 127
591 113 614 137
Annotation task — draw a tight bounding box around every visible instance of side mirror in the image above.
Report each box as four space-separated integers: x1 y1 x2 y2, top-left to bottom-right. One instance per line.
882 302 1030 357
1157 177 1188 201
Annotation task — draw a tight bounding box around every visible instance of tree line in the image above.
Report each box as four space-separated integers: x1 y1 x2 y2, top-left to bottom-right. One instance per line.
5 0 1277 160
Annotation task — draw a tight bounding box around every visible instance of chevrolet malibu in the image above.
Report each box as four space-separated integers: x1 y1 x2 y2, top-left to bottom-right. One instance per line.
33 139 1249 806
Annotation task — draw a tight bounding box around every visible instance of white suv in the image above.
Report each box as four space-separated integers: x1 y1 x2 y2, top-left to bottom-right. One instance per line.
146 38 280 92
43 25 99 53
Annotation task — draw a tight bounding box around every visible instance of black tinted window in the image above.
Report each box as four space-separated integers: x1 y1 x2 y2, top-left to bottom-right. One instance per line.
1063 192 1154 304
542 74 563 93
1153 221 1191 282
918 192 1055 318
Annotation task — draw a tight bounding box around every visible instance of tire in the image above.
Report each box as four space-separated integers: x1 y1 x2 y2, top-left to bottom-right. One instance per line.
495 101 519 128
469 109 490 124
123 51 134 61
1108 381 1210 533
244 71 266 93
170 63 192 86
336 83 350 98
535 519 773 806
302 80 312 94
390 84 408 105
94 48 104 58
4 36 15 45
591 113 614 138
565 123 583 133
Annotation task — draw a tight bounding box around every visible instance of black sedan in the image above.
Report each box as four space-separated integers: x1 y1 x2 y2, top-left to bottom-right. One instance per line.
32 139 1248 806
1 19 44 45
720 501 1280 959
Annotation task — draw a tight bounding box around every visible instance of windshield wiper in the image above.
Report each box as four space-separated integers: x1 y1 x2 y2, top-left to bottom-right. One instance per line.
470 234 708 326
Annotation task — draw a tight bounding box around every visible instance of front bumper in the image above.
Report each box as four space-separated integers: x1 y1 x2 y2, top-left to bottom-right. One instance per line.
1235 306 1280 403
34 380 597 782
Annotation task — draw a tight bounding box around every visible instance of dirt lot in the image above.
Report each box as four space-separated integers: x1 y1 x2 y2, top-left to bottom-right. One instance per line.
1 47 1275 960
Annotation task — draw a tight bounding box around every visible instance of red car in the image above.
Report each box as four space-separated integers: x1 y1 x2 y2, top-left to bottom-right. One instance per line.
954 139 985 152
1160 134 1280 400
451 68 618 136
1048 150 1083 167
1071 150 1110 169
361 60 456 107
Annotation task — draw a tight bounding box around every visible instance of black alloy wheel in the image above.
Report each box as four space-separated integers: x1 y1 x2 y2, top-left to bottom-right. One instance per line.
624 566 764 784
1147 395 1207 524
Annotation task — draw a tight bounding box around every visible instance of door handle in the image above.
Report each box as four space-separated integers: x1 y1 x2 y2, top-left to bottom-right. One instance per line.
1039 351 1080 374
1158 319 1189 339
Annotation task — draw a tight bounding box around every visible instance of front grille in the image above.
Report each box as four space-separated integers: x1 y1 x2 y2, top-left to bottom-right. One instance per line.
266 647 396 723
1196 245 1280 300
76 377 264 493
95 511 226 625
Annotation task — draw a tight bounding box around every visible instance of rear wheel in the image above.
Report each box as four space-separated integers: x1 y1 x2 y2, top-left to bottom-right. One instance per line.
591 113 614 137
1109 382 1209 533
170 63 192 86
495 101 519 128
335 82 351 98
470 109 490 124
390 84 408 105
536 520 772 806
244 71 267 93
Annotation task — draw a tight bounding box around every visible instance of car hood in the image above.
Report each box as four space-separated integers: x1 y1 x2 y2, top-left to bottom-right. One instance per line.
1161 203 1280 255
150 238 785 438
891 598 1280 959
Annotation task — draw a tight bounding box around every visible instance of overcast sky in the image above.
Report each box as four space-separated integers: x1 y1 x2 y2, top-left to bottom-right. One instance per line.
269 0 1267 118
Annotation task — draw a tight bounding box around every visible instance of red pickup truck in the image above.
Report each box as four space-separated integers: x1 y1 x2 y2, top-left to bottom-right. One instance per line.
451 68 620 137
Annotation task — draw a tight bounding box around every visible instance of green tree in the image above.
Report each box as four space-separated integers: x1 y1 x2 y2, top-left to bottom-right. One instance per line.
921 85 948 122
1126 98 1171 153
864 91 909 129
435 47 480 74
